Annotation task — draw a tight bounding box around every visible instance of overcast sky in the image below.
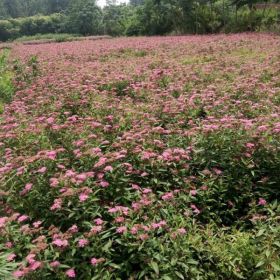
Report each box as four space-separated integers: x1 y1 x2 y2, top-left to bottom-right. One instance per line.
97 0 129 7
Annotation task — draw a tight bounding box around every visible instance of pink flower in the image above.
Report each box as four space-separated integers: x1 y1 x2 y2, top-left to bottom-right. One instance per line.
46 151 57 160
94 218 104 225
76 173 87 182
26 253 36 264
30 261 42 271
91 258 105 266
90 226 102 234
142 188 152 194
258 198 267 206
17 166 25 175
115 216 125 223
25 183 33 191
78 239 89 248
79 193 89 202
7 253 16 261
13 270 25 278
66 268 76 278
18 215 29 222
94 157 107 168
213 168 222 175
151 220 166 229
161 192 173 201
37 166 47 173
191 204 201 215
200 185 208 191
116 226 127 234
20 183 33 196
100 180 109 188
50 198 62 211
68 224 79 233
74 140 84 147
190 190 197 196
131 184 140 190
177 228 187 235
33 221 42 228
246 143 255 149
130 226 139 234
52 239 69 248
46 117 55 124
50 178 59 187
104 165 113 172
139 233 149 240
5 242 13 248
0 217 7 228
50 261 61 267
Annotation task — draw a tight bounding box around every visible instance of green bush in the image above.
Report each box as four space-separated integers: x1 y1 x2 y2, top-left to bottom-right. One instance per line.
0 14 66 41
18 14 66 36
0 20 15 41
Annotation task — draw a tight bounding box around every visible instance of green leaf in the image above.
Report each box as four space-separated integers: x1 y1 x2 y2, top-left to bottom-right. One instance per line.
273 241 280 248
175 271 185 279
171 258 177 266
265 250 271 258
271 263 280 271
150 261 159 275
71 248 76 256
161 276 172 280
187 259 199 265
110 263 121 269
256 261 265 268
102 239 112 252
256 229 265 237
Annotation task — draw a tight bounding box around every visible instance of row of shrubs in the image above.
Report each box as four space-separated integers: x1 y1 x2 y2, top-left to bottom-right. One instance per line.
0 14 66 42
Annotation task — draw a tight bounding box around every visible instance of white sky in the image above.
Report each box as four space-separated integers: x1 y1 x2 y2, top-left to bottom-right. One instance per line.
97 0 129 7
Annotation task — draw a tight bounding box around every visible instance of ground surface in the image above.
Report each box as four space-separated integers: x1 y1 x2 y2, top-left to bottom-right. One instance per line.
0 34 280 279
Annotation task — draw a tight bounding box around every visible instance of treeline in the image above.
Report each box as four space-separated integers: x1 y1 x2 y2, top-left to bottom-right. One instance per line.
0 0 71 18
0 0 280 41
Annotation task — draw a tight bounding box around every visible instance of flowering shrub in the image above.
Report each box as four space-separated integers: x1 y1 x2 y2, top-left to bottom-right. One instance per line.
0 34 280 279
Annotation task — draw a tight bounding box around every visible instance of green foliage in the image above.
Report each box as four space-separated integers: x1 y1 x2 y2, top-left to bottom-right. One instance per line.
103 4 136 36
18 13 66 35
0 251 19 280
136 0 176 35
0 0 279 40
0 14 66 41
67 0 102 35
0 0 72 19
0 49 14 104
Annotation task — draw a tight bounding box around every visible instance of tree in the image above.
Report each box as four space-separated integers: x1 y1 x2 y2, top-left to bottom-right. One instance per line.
130 0 144 5
47 0 71 13
136 0 176 35
67 0 102 35
0 1 8 19
2 0 22 18
103 4 126 35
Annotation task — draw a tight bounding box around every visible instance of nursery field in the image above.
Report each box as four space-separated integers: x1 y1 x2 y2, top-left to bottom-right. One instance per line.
0 33 280 280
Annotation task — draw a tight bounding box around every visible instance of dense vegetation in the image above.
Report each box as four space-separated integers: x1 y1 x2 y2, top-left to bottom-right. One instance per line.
0 0 280 41
0 33 279 279
0 49 14 109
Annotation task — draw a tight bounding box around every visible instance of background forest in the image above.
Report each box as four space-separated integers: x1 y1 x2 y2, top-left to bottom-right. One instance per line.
0 0 280 41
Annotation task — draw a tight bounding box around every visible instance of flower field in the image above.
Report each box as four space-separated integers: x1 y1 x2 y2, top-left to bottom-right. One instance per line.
0 33 280 279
